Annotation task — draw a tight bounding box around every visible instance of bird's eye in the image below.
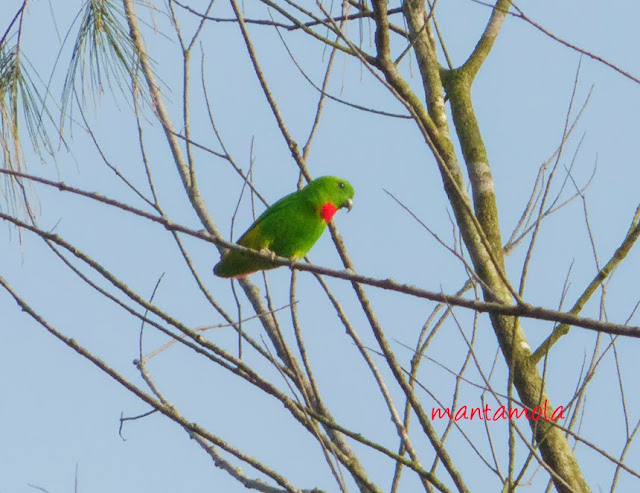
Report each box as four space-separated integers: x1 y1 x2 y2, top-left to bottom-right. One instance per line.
338 182 345 189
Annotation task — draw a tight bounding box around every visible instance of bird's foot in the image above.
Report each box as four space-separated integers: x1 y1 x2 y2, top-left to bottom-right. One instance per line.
259 247 277 261
287 256 301 271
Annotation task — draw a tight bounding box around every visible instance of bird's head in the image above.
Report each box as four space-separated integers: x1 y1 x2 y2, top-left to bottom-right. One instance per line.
307 176 355 223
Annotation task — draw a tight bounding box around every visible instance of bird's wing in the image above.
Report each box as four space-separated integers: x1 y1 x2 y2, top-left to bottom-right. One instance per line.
236 191 300 248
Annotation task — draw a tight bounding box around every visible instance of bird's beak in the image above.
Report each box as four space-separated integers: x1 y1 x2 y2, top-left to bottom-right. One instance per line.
343 198 353 212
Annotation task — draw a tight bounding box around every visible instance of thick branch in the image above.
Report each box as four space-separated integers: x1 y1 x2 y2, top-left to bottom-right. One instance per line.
442 69 503 258
462 0 512 80
440 36 591 493
402 0 448 129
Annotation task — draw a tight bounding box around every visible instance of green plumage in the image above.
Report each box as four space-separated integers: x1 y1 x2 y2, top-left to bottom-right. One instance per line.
214 176 354 278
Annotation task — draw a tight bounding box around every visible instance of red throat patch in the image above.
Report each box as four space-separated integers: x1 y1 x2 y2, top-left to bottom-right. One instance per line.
320 202 338 223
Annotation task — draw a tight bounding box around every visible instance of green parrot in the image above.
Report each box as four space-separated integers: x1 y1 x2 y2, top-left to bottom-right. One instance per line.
214 176 354 278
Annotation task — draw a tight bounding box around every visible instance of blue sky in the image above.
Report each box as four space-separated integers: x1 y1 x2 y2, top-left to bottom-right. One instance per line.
2 1 640 491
